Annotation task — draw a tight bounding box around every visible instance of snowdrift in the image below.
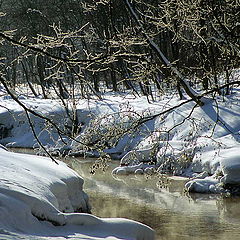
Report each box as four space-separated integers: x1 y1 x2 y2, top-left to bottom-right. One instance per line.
0 146 154 240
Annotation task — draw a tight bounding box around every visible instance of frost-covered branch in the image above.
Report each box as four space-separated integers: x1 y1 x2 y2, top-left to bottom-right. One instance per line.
123 0 204 106
25 110 59 164
0 31 108 64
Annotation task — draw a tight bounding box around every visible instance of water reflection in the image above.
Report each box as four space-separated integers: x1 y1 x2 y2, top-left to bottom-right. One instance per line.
10 149 240 240
69 158 240 240
217 197 240 225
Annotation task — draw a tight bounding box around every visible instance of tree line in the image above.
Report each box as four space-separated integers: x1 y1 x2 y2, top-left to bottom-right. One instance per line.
0 0 239 100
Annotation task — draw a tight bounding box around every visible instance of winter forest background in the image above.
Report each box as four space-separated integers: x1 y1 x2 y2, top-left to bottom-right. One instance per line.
1 0 238 101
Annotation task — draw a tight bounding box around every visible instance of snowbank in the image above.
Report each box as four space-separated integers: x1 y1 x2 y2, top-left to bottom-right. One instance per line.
185 147 240 193
0 98 68 148
0 94 158 155
0 147 90 226
110 91 240 193
0 147 154 240
1 82 240 195
220 147 240 185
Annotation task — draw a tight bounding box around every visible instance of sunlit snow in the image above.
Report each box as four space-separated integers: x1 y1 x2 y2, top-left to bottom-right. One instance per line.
0 146 154 240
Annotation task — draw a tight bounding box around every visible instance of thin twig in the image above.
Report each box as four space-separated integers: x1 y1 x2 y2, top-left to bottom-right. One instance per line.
25 110 59 164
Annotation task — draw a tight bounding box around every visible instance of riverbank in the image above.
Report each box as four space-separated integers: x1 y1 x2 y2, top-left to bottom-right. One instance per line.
1 82 240 194
0 146 155 240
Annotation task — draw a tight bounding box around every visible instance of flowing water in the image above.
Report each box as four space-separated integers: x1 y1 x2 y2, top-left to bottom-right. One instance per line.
12 149 240 240
67 158 240 240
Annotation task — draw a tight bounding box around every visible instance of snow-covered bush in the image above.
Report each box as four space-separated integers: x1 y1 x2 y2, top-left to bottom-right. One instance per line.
73 103 155 159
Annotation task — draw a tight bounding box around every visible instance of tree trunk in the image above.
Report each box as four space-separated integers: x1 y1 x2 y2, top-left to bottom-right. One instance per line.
123 0 204 106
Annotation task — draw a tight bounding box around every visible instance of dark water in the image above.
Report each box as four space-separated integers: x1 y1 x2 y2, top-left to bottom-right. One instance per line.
11 149 240 240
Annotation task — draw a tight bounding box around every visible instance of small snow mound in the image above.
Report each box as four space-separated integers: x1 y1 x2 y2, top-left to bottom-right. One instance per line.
101 217 155 240
112 163 156 175
113 168 127 175
135 169 144 175
185 177 226 194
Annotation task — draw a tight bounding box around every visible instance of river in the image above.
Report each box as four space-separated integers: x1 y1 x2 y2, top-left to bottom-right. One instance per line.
12 149 240 240
66 157 240 240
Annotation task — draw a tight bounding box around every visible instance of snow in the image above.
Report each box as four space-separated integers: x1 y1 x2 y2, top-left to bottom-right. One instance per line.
0 147 154 240
0 98 68 148
1 71 240 239
1 87 240 191
109 91 240 193
220 147 240 185
112 163 156 175
185 176 226 194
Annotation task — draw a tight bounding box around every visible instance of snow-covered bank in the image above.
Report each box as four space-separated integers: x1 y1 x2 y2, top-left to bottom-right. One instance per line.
1 78 240 194
0 146 154 240
109 93 240 193
0 97 69 148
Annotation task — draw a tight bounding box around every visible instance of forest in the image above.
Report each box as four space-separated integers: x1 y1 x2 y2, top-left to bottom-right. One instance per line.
0 0 238 101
